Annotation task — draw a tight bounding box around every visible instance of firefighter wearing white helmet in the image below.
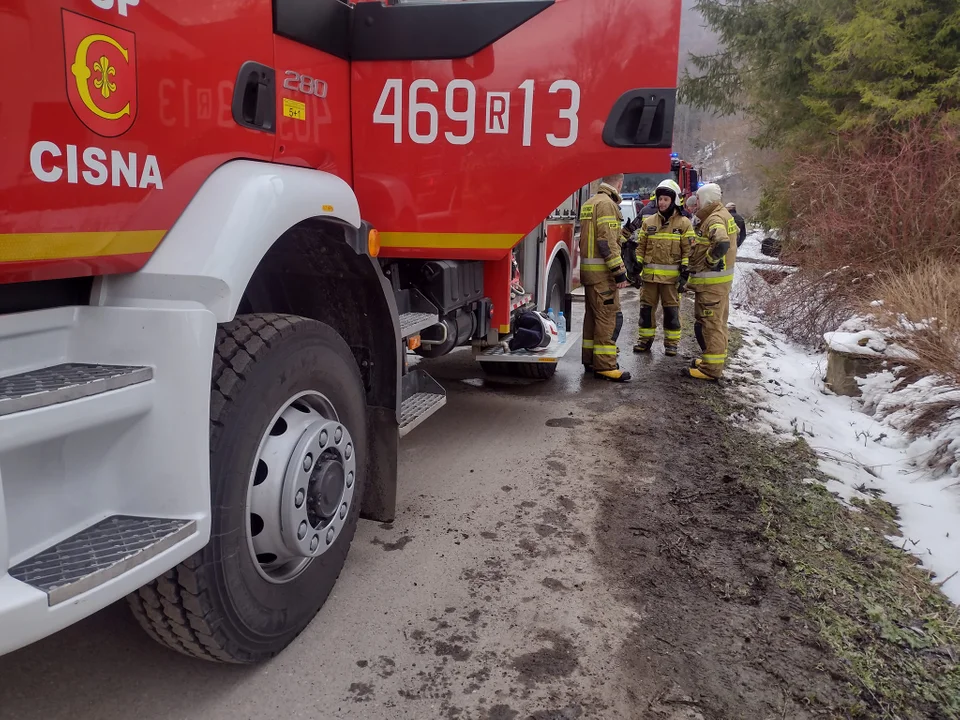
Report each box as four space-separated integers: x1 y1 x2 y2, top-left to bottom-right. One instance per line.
633 179 694 356
687 182 738 380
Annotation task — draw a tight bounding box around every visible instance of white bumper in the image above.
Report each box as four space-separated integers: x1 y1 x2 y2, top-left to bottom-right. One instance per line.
0 304 215 655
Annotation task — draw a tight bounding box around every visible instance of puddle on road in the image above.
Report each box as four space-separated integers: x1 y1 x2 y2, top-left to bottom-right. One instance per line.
545 417 583 428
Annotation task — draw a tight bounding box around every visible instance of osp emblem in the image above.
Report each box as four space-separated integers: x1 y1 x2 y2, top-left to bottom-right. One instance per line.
63 10 137 137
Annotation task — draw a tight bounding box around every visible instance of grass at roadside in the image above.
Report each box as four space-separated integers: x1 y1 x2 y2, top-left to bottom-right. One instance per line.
874 262 960 384
717 395 960 718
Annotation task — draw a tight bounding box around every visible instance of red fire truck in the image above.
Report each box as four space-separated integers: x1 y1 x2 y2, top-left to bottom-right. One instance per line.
671 152 702 199
0 0 681 663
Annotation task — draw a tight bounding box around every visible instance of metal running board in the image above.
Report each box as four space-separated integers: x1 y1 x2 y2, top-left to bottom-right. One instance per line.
475 331 582 364
399 312 440 339
0 363 153 417
9 516 196 606
399 369 446 437
400 393 446 437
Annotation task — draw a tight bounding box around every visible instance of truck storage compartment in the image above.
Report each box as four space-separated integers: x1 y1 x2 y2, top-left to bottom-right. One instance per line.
402 260 484 313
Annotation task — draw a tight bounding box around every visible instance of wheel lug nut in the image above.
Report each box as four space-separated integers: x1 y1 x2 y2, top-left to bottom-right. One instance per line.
298 521 307 540
345 443 353 460
310 535 320 552
319 430 328 446
339 503 347 520
295 489 305 507
335 427 343 444
346 471 354 488
302 454 313 472
326 528 335 545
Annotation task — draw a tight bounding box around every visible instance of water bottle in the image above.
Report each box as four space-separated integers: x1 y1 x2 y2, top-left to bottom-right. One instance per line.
547 307 556 323
557 311 567 344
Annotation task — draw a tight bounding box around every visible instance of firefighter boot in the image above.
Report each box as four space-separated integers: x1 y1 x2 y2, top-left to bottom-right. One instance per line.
595 368 632 383
634 305 654 353
687 366 718 382
663 305 681 357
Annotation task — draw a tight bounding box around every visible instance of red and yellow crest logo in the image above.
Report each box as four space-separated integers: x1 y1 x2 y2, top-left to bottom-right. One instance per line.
62 10 137 137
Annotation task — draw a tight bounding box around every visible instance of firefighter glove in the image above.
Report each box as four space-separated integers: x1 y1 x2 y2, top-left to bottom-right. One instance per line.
622 216 644 236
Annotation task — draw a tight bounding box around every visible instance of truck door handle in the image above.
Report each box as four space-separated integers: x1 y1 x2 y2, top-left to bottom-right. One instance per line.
602 89 676 149
232 61 276 133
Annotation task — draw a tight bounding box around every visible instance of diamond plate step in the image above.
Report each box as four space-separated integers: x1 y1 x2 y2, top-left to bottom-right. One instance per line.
399 312 439 339
9 516 197 606
0 363 153 417
399 392 446 437
399 368 446 437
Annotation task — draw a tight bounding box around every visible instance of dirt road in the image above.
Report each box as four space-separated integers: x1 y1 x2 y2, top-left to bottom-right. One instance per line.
0 295 854 720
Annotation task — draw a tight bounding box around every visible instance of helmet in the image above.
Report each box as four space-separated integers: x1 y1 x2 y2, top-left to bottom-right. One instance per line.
696 182 722 207
655 178 682 202
507 310 559 352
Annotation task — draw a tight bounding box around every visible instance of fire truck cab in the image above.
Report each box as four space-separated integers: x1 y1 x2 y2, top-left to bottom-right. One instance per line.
0 0 681 663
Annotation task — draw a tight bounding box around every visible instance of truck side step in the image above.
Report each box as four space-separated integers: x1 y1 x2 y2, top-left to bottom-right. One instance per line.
399 312 440 339
9 516 197 606
399 368 446 437
0 363 153 417
474 331 582 364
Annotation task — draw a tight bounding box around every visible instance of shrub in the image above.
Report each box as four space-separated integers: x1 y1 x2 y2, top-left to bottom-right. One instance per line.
872 262 960 384
781 120 960 272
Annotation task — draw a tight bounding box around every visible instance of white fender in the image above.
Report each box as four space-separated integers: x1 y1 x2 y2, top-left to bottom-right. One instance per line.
97 160 362 322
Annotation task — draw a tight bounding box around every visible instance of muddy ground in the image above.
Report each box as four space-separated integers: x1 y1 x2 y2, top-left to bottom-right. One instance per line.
1 292 953 720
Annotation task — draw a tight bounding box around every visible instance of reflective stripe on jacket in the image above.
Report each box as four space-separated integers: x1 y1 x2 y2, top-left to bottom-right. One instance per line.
636 210 694 284
578 184 625 285
689 202 737 287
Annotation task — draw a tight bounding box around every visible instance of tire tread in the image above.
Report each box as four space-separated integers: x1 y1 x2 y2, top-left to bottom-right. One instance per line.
126 313 310 664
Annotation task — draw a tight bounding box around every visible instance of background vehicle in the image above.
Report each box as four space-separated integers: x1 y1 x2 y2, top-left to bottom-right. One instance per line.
671 152 703 197
0 0 681 663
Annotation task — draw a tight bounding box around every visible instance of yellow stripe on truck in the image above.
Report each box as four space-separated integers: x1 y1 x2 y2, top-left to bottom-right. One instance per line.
379 232 522 249
0 231 166 262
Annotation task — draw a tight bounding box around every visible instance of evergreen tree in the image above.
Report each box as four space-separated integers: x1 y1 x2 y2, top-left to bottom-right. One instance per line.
681 0 960 145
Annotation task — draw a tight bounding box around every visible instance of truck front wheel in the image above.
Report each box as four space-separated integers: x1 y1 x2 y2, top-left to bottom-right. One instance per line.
128 314 368 663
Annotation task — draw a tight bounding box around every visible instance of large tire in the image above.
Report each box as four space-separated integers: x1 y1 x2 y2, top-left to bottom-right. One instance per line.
516 361 558 379
545 259 565 322
128 314 368 663
479 361 558 380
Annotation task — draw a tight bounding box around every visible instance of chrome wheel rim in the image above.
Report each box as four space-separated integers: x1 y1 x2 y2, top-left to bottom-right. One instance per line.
245 391 357 584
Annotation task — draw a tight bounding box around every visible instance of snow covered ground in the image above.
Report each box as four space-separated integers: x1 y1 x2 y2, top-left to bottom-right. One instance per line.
731 229 795 307
737 227 768 261
727 308 960 604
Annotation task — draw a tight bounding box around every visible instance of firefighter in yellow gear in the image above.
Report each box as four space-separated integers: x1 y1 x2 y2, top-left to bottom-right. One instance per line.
632 179 695 357
687 183 738 381
579 174 631 382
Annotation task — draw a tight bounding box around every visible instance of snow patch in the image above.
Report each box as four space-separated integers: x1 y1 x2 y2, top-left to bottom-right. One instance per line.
737 229 768 261
823 329 918 360
728 310 960 604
